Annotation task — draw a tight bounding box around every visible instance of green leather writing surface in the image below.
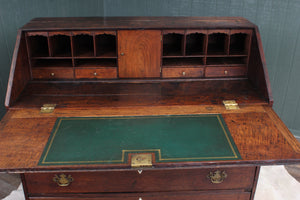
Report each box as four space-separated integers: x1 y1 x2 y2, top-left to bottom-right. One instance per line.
39 115 241 165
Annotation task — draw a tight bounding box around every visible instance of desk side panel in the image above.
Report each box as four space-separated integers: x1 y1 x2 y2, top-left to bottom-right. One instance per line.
5 30 31 107
247 27 273 105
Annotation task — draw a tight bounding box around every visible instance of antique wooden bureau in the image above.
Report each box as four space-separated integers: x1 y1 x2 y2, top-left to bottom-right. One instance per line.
0 17 300 200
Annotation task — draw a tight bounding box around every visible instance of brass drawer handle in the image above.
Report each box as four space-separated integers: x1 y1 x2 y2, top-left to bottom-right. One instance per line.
93 72 97 76
53 174 74 187
207 170 227 184
50 72 55 76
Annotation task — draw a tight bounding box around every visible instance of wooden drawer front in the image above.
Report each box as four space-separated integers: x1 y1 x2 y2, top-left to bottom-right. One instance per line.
75 68 117 79
205 67 247 77
162 67 204 78
25 167 256 194
32 68 74 79
29 191 251 200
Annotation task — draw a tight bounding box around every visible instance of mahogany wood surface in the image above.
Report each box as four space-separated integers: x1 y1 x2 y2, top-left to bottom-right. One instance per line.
162 67 204 78
22 17 256 31
247 28 273 105
205 66 246 77
5 31 31 107
75 68 117 79
24 167 255 194
28 191 251 200
32 68 74 79
11 80 267 108
118 30 161 78
249 167 260 200
0 105 300 172
1 16 298 200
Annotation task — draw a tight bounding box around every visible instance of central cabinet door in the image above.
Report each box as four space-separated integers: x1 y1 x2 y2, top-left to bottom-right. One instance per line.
118 30 161 78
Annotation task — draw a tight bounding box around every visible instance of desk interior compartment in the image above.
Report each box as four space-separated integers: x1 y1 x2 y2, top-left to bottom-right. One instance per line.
49 33 72 57
26 32 49 57
95 32 117 57
230 32 251 55
207 32 229 55
73 33 94 57
163 31 184 56
185 32 206 56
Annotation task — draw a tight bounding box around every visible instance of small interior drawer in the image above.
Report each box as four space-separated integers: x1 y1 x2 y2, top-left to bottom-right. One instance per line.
24 167 256 194
162 67 204 78
32 68 74 79
205 66 247 77
75 68 117 79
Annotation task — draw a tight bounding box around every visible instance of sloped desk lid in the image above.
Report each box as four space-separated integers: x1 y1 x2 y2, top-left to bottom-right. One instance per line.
0 105 299 172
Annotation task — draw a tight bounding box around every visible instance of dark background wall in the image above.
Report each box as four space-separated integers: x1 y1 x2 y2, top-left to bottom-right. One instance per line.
0 0 299 137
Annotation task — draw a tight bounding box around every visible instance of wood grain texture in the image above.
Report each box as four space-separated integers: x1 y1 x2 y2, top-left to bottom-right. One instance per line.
22 17 255 31
27 191 251 200
24 167 255 194
249 167 260 200
0 106 299 172
32 68 74 79
264 106 300 153
118 30 161 78
247 28 273 105
11 80 267 108
205 67 247 77
1 0 300 137
4 31 31 107
75 68 117 79
162 67 204 78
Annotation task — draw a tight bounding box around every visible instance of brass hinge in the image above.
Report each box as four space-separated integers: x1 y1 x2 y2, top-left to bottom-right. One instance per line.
131 153 152 168
223 100 240 110
40 104 56 113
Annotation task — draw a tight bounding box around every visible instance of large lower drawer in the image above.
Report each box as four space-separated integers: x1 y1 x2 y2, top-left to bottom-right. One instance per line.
28 191 251 200
24 167 256 194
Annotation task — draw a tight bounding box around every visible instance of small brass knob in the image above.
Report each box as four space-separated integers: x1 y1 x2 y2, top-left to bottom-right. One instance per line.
93 72 97 76
224 70 228 75
120 52 125 56
50 73 55 76
182 71 186 76
53 174 73 187
207 170 227 184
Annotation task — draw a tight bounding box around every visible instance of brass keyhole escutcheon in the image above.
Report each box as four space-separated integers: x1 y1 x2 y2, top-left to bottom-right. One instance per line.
93 72 97 76
53 174 74 186
182 71 186 76
207 170 227 184
224 70 228 75
50 73 55 76
120 52 125 56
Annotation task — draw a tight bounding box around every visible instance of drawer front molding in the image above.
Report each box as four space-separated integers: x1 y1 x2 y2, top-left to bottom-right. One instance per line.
25 167 256 194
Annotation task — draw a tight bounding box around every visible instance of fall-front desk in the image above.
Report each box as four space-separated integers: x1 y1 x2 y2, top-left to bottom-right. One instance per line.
0 17 300 200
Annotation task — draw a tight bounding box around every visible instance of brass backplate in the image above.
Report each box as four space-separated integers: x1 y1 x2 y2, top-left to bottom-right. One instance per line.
131 153 152 168
223 100 240 110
